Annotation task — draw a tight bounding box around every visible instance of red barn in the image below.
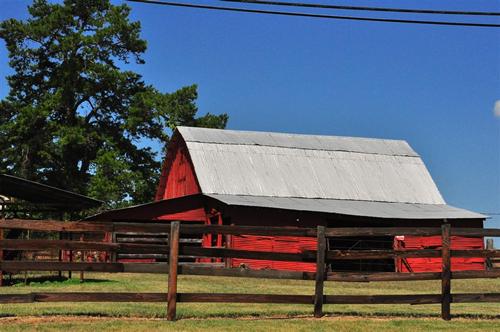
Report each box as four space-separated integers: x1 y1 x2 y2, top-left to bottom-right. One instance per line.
91 127 486 272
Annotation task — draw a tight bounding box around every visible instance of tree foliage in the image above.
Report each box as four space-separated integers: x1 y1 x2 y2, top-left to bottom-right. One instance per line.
0 0 228 207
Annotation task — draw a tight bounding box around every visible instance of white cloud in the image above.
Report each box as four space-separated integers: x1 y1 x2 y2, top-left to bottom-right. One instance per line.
494 100 500 118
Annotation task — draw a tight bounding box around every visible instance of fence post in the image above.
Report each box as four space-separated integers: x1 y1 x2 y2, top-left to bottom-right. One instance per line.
0 228 3 287
167 221 180 321
79 234 85 283
314 225 326 318
486 239 494 270
111 232 117 263
441 223 451 321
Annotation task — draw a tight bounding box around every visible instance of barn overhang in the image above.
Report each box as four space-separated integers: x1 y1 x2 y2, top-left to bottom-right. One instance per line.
85 193 486 222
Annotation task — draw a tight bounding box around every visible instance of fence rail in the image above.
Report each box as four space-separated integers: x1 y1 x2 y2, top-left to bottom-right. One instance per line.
0 219 499 321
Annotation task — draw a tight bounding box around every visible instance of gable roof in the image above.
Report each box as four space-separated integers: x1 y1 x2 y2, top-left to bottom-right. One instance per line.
176 126 445 205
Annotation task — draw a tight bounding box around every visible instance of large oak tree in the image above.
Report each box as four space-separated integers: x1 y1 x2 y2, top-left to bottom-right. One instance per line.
0 0 227 206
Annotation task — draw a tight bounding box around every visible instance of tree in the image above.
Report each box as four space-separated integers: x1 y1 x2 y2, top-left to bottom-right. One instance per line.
0 0 228 207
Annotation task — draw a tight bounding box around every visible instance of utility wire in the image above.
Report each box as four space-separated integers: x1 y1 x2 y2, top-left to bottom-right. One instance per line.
126 0 500 28
221 0 500 17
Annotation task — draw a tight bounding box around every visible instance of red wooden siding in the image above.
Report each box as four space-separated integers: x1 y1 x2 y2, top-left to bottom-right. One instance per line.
155 137 205 222
231 235 317 272
395 235 485 272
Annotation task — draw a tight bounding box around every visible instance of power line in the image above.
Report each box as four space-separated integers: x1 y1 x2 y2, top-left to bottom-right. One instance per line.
126 0 500 28
222 0 500 17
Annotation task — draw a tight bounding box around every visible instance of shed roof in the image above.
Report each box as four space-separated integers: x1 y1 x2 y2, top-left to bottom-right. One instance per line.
206 194 485 220
0 174 103 210
86 193 485 221
177 127 445 205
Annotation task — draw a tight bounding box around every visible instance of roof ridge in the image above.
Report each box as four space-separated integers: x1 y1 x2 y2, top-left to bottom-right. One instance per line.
176 126 419 157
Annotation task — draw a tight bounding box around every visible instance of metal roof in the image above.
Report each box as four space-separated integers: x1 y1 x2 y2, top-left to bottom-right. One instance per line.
0 174 103 210
177 127 445 205
86 193 486 221
206 194 486 220
177 126 418 156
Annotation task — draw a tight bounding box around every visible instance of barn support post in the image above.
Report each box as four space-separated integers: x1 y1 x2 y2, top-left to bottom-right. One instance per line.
167 221 180 321
314 225 326 318
441 223 451 321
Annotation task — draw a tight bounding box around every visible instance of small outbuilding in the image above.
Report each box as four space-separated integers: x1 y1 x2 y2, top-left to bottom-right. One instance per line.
90 127 486 272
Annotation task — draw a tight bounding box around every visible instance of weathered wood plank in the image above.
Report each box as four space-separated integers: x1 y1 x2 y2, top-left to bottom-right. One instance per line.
0 219 111 232
0 261 125 273
1 292 498 305
179 224 318 237
2 220 499 238
180 247 315 262
0 293 166 303
177 293 313 304
325 227 441 237
441 223 451 321
167 222 180 321
1 261 169 274
326 249 440 260
0 239 169 253
178 265 316 280
327 271 442 282
324 294 442 304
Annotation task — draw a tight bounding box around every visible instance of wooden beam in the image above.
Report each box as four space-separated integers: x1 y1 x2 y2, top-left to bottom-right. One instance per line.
0 239 169 253
167 221 180 321
178 265 316 280
0 293 166 303
324 294 442 304
0 219 111 232
180 247 315 262
327 271 442 282
1 219 498 238
441 223 451 321
177 293 313 304
325 227 441 237
1 292 498 305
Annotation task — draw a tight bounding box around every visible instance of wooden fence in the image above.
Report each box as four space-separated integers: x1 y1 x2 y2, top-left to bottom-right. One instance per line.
0 219 499 321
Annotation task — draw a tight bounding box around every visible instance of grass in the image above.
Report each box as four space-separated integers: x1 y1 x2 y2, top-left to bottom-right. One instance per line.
0 272 499 331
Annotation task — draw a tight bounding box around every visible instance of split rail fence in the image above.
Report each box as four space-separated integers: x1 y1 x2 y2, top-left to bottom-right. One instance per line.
0 219 499 321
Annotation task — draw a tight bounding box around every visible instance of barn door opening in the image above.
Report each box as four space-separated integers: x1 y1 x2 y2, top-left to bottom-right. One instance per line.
328 236 395 272
200 212 225 264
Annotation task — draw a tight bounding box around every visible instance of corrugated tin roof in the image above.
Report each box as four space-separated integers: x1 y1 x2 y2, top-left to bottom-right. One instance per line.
206 194 486 220
85 193 486 221
177 127 445 205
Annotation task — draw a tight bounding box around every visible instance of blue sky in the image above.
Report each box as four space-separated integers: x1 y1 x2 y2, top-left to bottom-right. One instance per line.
1 1 499 235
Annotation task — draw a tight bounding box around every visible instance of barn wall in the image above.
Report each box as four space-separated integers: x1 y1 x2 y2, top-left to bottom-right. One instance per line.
395 235 485 272
231 235 317 272
155 136 205 222
225 208 485 272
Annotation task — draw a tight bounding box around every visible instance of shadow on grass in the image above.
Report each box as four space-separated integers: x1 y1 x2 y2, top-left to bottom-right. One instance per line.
1 311 500 321
3 275 114 286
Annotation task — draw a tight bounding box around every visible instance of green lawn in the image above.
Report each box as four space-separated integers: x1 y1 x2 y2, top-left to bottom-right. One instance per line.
1 273 499 331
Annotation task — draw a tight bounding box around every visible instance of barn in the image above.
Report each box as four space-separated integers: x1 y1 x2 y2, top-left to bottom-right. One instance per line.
90 126 486 273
